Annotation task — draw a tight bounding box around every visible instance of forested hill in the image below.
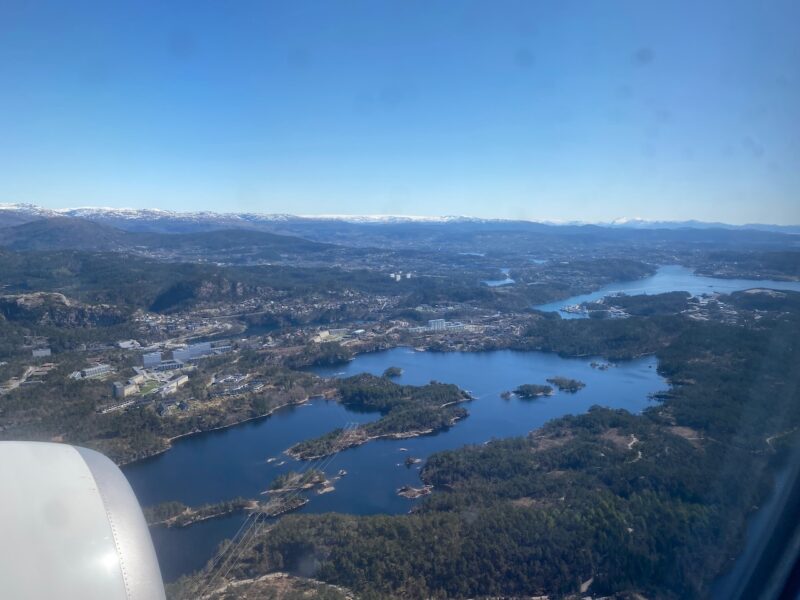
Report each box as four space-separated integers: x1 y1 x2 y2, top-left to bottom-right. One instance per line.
0 249 398 313
0 217 133 251
0 216 333 256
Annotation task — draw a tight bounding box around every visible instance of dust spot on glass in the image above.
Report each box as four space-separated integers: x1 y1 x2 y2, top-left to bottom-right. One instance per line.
633 47 655 67
287 48 311 70
616 84 634 100
513 48 535 69
742 136 765 159
641 142 657 158
354 85 410 115
379 85 408 109
353 91 375 116
296 553 320 577
81 61 110 86
460 507 480 525
654 108 671 124
167 30 197 60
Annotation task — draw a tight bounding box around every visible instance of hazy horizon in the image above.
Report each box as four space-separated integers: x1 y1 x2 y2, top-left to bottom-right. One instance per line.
3 201 800 228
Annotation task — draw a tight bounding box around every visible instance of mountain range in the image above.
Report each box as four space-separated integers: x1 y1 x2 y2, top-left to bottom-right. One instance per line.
1 203 798 234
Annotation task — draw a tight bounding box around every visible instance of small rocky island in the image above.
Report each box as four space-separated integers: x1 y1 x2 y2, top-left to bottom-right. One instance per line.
383 366 403 378
256 495 309 517
546 377 586 393
144 498 255 528
512 384 554 399
590 361 613 370
397 484 433 499
266 469 327 493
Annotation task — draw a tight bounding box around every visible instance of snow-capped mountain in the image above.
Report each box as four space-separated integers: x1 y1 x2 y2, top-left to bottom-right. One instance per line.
0 203 797 234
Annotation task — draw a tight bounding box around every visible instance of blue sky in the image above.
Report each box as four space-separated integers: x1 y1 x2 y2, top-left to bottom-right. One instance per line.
1 0 799 223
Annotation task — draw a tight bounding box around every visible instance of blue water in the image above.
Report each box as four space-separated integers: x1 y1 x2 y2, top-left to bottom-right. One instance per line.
124 348 665 581
483 267 515 287
533 264 800 318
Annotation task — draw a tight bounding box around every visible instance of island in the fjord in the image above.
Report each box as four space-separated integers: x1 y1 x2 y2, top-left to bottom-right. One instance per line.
382 366 403 378
546 376 586 393
144 498 255 528
512 383 554 399
266 469 327 493
397 484 433 499
287 374 470 459
144 493 316 529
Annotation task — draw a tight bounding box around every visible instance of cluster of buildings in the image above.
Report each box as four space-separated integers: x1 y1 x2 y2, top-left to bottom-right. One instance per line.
103 372 190 414
143 341 232 370
97 342 231 413
408 319 466 334
312 328 369 343
388 271 413 282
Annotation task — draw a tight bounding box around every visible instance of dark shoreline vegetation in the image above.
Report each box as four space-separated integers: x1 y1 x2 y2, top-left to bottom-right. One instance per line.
170 302 800 599
287 374 470 459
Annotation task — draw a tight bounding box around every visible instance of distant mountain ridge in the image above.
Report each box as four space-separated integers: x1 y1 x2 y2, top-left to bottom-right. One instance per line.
1 202 798 234
0 215 333 255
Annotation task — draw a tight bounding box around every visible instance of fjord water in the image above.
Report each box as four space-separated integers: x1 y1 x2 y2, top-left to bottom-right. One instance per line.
483 267 515 287
124 348 665 581
534 265 800 318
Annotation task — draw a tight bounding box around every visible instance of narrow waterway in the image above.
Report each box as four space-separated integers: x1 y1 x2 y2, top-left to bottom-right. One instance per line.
533 264 800 318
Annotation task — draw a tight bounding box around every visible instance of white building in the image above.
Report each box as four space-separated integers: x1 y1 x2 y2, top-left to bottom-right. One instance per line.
81 364 112 378
428 319 446 331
